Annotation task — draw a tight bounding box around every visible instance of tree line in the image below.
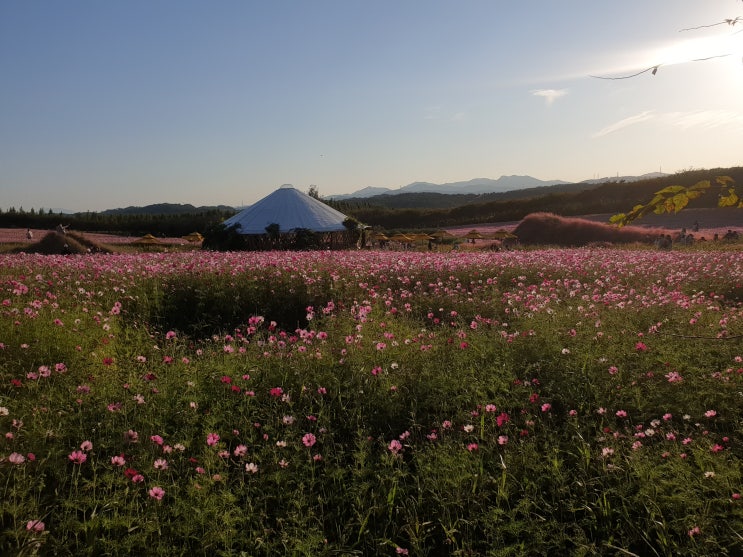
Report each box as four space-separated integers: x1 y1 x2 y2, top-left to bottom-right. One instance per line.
0 207 235 238
2 167 739 236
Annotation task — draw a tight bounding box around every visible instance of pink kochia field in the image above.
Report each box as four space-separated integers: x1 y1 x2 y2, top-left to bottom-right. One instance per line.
1 248 742 556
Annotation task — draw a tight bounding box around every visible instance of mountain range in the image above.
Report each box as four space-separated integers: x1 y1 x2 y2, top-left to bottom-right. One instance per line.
75 172 669 215
328 173 668 200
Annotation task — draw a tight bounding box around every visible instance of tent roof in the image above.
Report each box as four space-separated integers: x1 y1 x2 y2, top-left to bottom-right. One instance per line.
223 185 351 235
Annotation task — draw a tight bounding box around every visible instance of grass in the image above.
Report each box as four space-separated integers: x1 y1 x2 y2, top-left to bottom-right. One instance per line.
0 247 742 556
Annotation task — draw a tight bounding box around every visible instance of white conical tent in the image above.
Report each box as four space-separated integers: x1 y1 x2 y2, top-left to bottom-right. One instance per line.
223 185 351 235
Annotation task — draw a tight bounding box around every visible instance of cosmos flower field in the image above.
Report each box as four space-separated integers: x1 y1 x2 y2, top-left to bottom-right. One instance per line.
1 248 742 556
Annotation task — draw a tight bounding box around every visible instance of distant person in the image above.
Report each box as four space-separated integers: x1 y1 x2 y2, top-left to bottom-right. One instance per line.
693 221 699 232
26 228 33 240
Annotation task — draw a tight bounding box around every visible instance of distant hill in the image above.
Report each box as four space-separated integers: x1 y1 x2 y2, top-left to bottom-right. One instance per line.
580 172 669 185
99 203 235 216
329 173 669 201
335 182 600 210
329 175 571 200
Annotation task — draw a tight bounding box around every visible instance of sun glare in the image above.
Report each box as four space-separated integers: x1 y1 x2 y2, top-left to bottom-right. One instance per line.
593 30 743 81
648 33 742 69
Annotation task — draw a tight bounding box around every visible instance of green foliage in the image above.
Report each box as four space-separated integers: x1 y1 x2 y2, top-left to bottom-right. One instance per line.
611 176 741 227
2 250 743 555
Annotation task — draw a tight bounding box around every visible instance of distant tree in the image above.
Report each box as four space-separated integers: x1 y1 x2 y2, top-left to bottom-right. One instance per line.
308 185 321 200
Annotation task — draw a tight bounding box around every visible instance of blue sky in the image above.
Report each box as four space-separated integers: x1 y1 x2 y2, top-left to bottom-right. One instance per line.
1 1 742 212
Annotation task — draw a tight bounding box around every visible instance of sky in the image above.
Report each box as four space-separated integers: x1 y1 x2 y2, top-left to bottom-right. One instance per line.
1 1 742 212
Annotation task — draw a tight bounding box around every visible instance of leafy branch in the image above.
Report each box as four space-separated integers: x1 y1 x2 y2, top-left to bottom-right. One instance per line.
610 176 741 227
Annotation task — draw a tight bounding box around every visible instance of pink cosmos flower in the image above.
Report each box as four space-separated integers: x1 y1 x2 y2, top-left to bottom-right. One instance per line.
615 410 627 418
8 452 25 465
498 435 509 445
26 520 45 532
165 331 176 340
148 486 165 500
150 434 164 446
153 458 168 470
496 412 510 427
68 450 87 464
206 432 220 446
125 430 139 443
704 409 717 418
302 433 317 447
467 443 479 452
665 371 683 383
388 439 403 455
111 455 126 466
245 462 258 474
635 342 647 352
233 444 248 457
80 440 93 452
